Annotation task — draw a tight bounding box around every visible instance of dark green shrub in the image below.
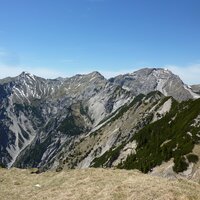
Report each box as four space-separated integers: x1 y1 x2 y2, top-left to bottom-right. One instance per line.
187 154 199 163
173 156 188 173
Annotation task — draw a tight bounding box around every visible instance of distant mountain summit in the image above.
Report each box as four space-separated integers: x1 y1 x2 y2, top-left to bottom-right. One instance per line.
109 68 199 101
0 68 200 180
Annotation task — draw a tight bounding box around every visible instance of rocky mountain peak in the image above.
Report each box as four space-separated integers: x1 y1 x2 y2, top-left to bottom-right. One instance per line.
130 67 173 77
89 71 105 78
109 67 198 101
19 71 35 79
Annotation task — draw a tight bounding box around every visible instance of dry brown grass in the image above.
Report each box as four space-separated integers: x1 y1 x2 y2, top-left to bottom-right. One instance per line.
0 168 200 200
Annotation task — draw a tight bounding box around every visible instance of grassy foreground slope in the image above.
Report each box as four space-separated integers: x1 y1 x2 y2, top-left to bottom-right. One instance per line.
0 168 200 200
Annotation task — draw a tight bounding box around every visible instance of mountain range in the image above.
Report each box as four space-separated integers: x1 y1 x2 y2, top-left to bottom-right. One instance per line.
0 67 200 180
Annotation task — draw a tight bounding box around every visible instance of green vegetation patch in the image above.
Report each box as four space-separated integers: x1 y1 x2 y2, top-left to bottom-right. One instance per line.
58 115 84 136
14 136 52 168
14 103 44 122
91 144 125 168
118 98 200 173
187 154 199 163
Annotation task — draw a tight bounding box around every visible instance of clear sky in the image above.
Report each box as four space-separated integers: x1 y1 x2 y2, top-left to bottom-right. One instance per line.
0 0 200 84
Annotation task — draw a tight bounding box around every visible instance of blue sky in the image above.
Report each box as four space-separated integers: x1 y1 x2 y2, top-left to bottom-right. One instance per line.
0 0 200 84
